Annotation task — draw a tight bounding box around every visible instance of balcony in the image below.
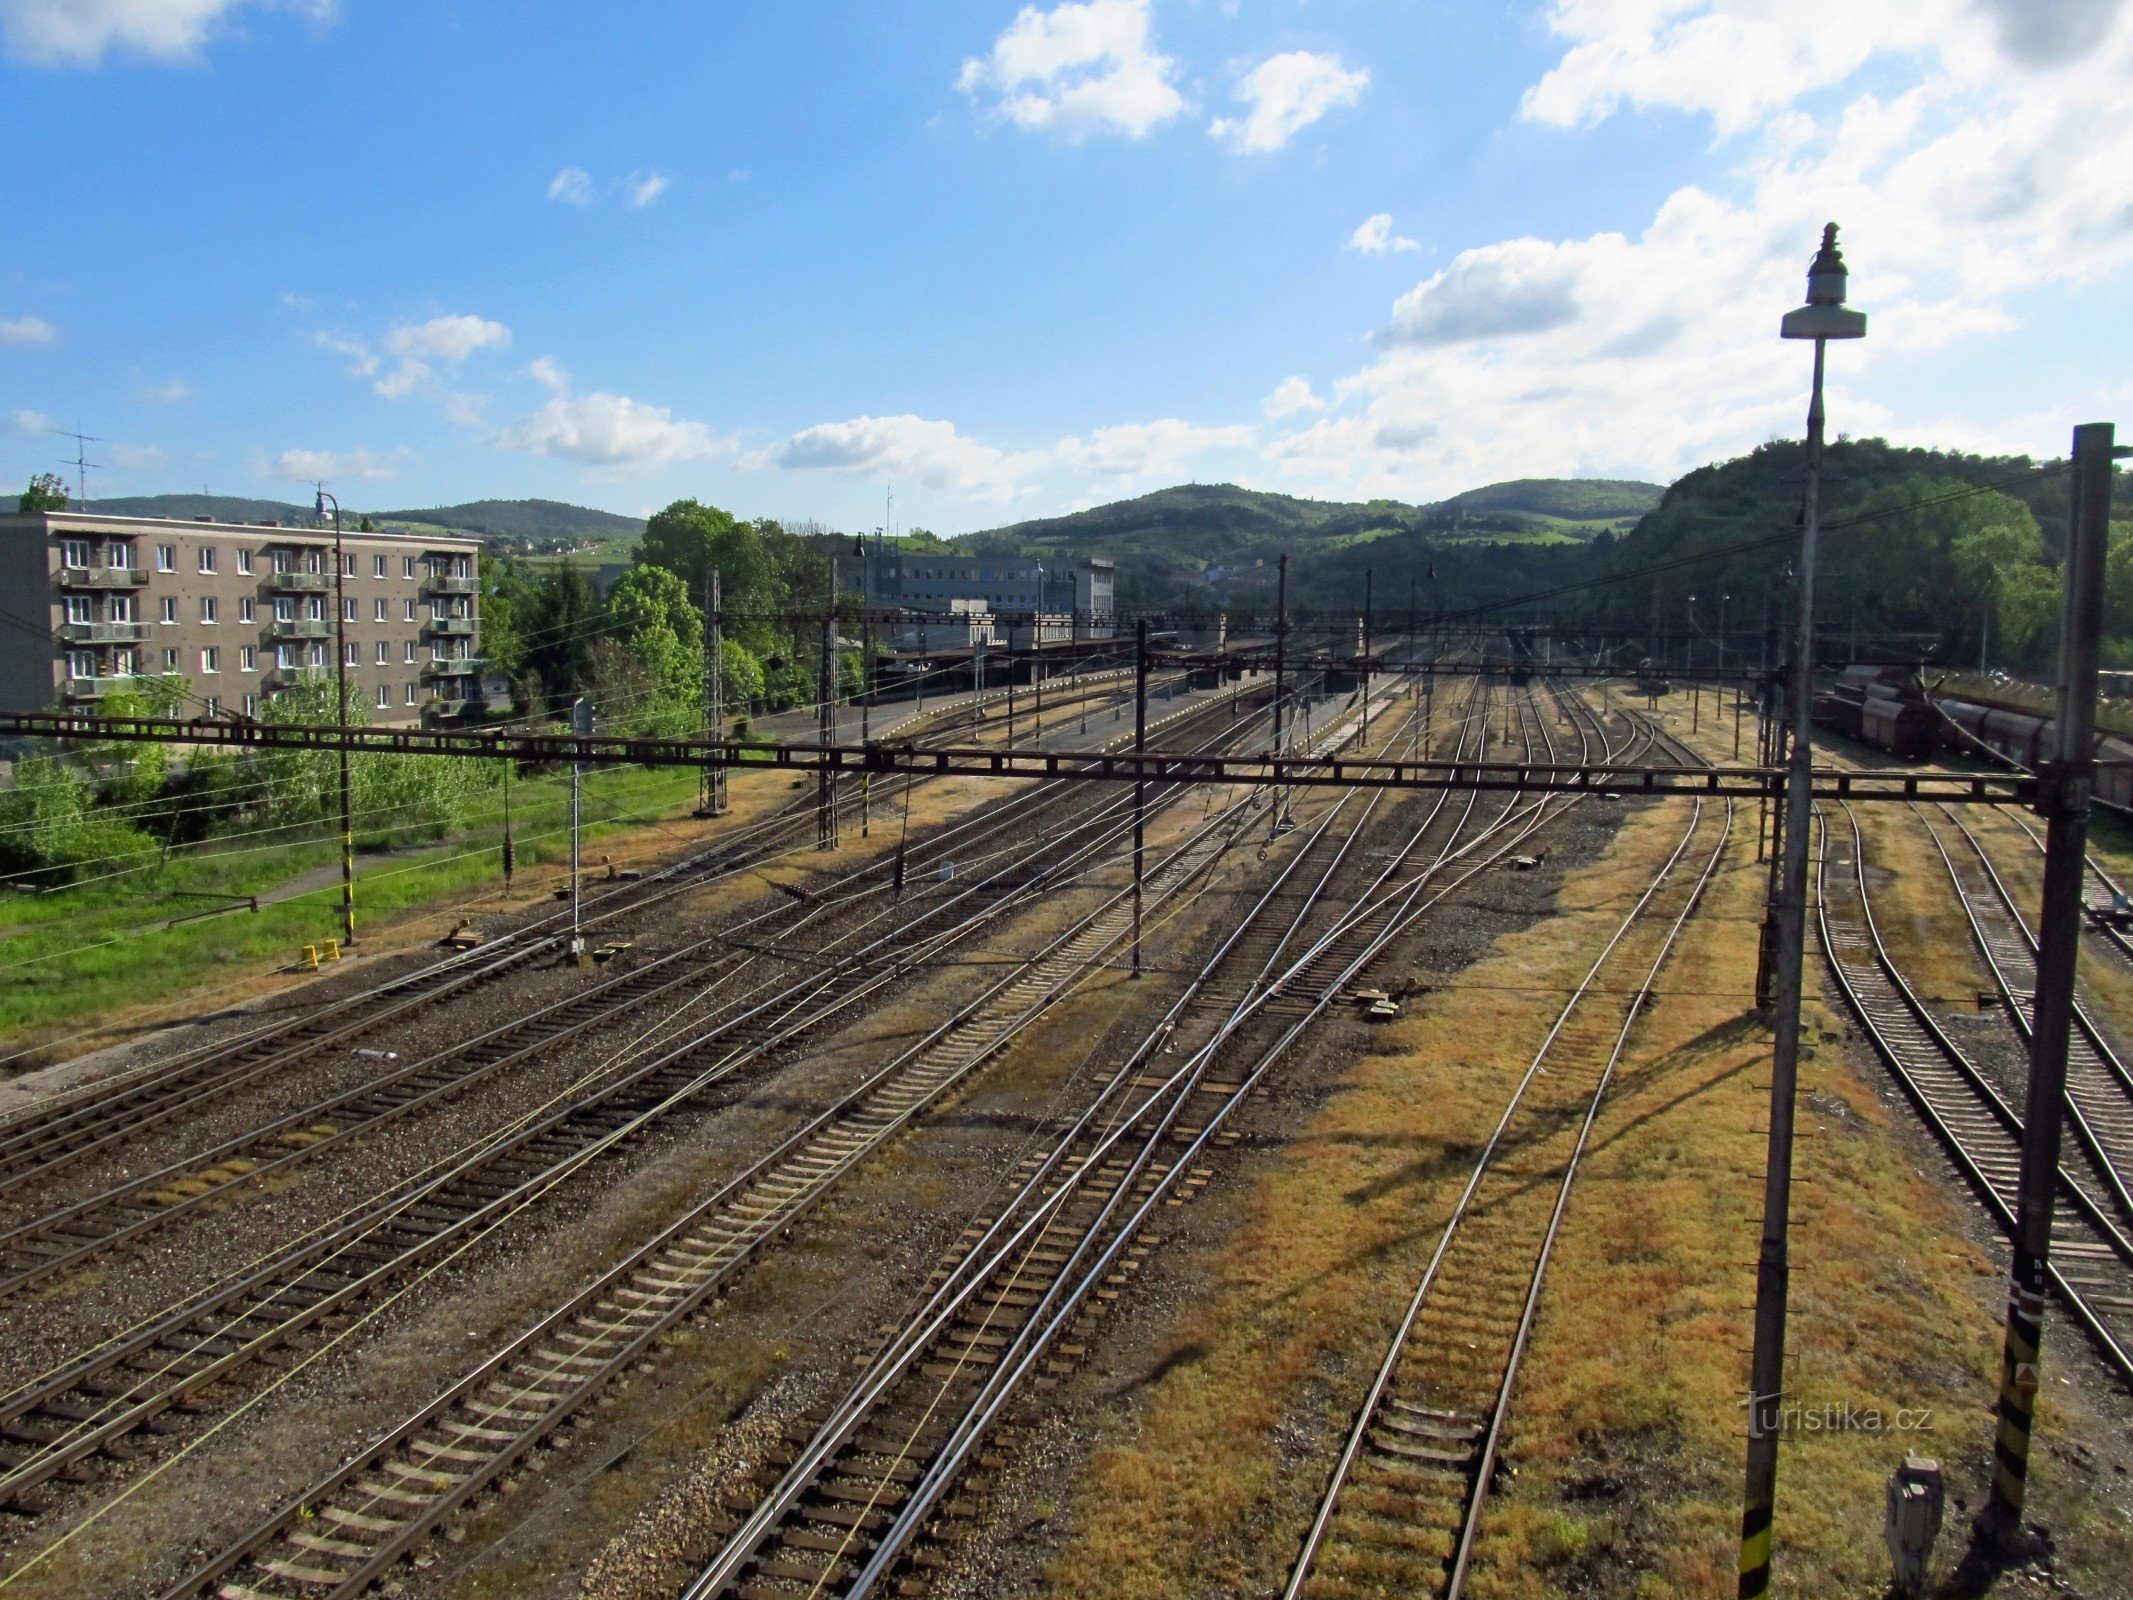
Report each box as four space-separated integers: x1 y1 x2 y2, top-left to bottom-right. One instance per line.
58 621 151 645
421 657 482 679
269 618 334 640
57 566 147 590
424 699 474 720
61 676 129 700
266 570 333 594
423 616 478 637
423 574 478 597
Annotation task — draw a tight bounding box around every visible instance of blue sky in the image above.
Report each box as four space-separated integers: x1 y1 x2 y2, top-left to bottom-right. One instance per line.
2 0 2128 533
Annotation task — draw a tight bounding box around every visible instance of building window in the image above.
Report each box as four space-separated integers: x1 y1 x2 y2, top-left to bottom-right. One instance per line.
271 549 291 575
406 682 418 705
203 695 221 717
402 556 416 579
243 694 259 717
274 597 295 622
277 644 296 670
343 598 358 623
308 643 325 667
109 596 134 623
304 550 323 575
159 596 178 624
106 541 134 570
157 544 176 572
403 598 417 622
344 554 358 578
375 684 390 709
201 646 220 673
113 649 136 676
199 596 219 624
60 540 91 569
305 596 324 621
198 547 217 574
374 599 388 622
240 645 256 671
162 647 179 669
344 641 359 667
238 597 255 624
429 598 447 620
373 554 387 578
374 640 388 665
64 595 92 625
404 640 418 663
66 650 94 680
237 548 253 575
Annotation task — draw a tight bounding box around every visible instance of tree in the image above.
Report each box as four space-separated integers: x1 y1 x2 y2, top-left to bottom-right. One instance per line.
604 564 707 736
519 563 599 714
19 473 68 512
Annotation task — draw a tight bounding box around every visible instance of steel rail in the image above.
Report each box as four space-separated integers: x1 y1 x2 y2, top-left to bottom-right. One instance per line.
1816 807 2133 1381
1282 787 1722 1600
827 679 1635 1600
692 681 1652 1599
0 692 1258 1297
1911 807 2133 1230
151 709 1306 1600
0 687 1274 1517
0 661 1196 1198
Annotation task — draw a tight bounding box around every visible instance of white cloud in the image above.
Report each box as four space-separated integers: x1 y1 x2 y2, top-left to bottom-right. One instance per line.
313 329 378 378
957 0 1188 140
547 166 594 204
386 313 511 365
1252 2 2133 500
1263 377 1326 419
765 414 1044 501
0 0 335 68
1054 418 1255 477
526 356 571 393
8 408 54 435
1210 50 1369 153
0 314 57 345
625 171 669 208
255 445 409 482
1347 213 1419 255
108 441 168 470
495 392 730 472
135 377 193 403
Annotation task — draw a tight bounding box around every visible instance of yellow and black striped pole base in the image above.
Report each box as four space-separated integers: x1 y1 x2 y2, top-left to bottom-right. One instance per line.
1738 1497 1774 1598
1983 1252 2047 1543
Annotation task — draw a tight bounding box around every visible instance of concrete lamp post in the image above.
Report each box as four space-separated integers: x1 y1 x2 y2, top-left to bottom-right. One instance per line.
1737 221 1866 1600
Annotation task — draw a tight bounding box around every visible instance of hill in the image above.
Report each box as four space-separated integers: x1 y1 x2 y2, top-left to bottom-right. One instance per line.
86 494 316 524
370 498 643 553
959 477 1661 611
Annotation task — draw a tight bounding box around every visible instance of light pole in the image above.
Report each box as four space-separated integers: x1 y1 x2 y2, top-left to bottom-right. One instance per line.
1033 563 1045 746
1687 593 1700 733
853 533 872 835
315 488 355 949
1738 222 1866 1600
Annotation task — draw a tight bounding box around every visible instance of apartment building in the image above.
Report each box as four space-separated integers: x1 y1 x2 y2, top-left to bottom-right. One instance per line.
0 511 483 726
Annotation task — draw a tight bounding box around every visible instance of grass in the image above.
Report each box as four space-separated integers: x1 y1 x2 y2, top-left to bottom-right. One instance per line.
0 762 709 1062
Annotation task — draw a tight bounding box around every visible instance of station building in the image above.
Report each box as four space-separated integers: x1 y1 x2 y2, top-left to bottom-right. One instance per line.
0 510 482 726
860 545 1114 639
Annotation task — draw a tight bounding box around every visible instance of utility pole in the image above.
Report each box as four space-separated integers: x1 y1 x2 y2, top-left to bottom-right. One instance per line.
1361 568 1373 752
315 488 355 949
569 696 591 962
1133 616 1148 979
853 533 873 836
700 567 727 816
1739 222 1867 1600
1271 554 1290 835
1981 421 2120 1548
818 558 838 850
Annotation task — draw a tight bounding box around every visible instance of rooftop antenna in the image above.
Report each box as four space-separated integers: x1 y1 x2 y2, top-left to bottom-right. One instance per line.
49 426 102 508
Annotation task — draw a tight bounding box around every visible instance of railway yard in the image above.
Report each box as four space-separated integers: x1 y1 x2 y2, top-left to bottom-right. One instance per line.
0 663 2129 1600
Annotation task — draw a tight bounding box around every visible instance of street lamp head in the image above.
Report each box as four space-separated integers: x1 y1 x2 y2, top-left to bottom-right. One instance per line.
1781 221 1867 340
315 489 326 518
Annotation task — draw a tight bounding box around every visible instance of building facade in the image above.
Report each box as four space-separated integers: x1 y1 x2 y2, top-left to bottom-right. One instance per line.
0 511 482 726
860 546 1114 638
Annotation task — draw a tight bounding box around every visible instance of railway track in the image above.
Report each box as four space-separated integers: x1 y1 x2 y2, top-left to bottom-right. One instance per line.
1815 806 2133 1380
677 679 1676 1599
152 675 1391 1600
0 685 1273 1532
1913 806 2133 1227
1281 784 1728 1600
0 663 1158 1208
